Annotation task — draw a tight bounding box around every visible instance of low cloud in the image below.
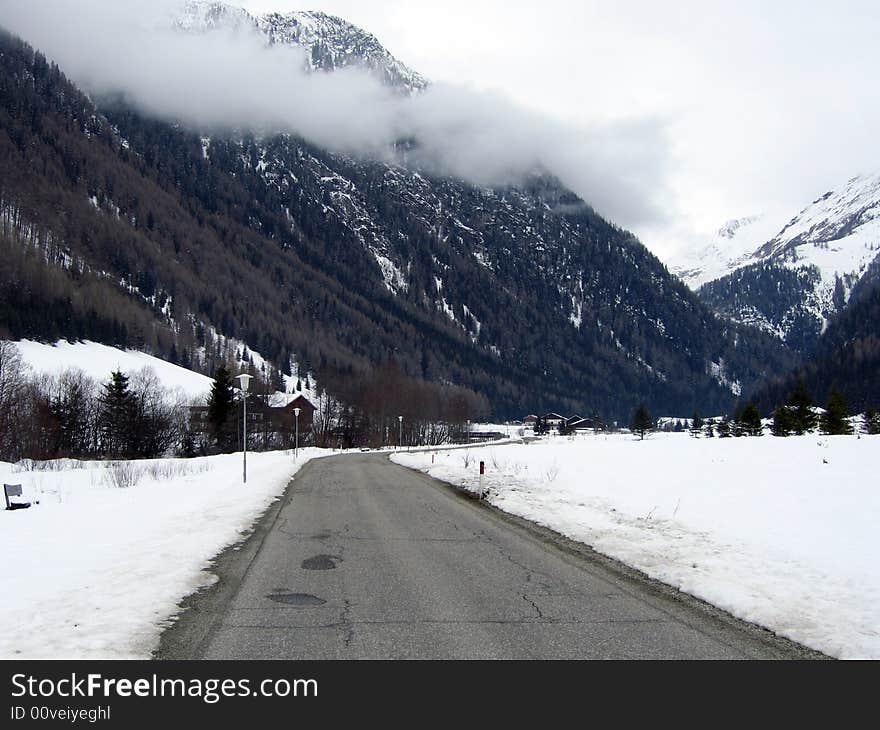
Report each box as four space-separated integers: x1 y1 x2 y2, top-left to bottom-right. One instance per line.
0 0 671 228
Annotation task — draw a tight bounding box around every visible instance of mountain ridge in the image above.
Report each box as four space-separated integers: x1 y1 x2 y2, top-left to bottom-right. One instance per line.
0 24 793 422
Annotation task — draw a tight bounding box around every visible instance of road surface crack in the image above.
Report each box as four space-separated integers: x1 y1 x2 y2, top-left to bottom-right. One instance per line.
522 593 545 620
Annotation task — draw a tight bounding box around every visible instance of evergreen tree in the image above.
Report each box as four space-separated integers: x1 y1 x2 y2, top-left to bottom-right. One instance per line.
787 380 818 434
731 404 746 437
98 370 134 457
703 418 715 438
771 405 795 436
819 388 853 435
737 401 763 436
533 416 548 435
272 367 286 394
630 403 652 440
207 365 236 450
863 407 880 435
716 415 732 438
690 412 703 438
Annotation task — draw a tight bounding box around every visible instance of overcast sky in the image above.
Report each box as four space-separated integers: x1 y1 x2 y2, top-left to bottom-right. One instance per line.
3 1 878 260
240 0 880 258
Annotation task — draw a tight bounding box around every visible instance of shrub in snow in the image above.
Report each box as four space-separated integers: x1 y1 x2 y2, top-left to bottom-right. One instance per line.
104 462 141 489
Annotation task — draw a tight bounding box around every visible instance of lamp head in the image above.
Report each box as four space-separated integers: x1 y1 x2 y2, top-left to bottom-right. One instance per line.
237 373 253 392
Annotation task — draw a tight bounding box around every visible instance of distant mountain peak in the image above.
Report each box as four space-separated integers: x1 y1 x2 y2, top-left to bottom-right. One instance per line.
176 1 427 93
670 213 779 290
716 215 762 239
175 1 254 32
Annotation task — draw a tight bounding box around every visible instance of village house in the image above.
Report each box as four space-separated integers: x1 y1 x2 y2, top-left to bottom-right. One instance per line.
190 394 315 446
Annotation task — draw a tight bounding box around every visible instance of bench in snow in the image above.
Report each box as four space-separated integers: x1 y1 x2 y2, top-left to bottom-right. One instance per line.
3 484 30 511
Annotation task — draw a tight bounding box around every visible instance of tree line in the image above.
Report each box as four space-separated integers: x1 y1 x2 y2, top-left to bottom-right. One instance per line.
0 342 491 464
301 359 487 449
626 380 877 441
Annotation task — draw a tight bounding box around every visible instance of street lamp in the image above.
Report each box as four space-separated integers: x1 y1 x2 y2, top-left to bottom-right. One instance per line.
398 415 403 450
237 373 253 484
294 407 301 460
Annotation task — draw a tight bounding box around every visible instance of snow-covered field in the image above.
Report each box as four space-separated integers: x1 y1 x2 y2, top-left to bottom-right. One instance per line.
393 432 880 659
0 449 326 658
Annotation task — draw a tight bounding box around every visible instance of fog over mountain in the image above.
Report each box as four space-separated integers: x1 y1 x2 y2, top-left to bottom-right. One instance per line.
0 0 671 230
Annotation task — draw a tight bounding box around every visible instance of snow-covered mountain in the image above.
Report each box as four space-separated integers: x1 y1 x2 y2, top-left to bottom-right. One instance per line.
672 215 786 290
175 1 427 92
677 173 880 353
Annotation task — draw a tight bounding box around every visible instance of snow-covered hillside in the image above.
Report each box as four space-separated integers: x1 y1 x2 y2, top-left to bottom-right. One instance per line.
176 1 426 92
674 173 880 350
13 340 213 398
756 173 880 280
9 339 318 406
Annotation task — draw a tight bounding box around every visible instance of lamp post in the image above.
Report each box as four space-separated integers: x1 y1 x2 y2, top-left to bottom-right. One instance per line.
466 419 470 444
237 373 252 484
294 407 301 460
398 415 403 450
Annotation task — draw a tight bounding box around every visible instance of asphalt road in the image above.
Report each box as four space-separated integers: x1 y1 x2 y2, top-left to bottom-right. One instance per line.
156 453 821 659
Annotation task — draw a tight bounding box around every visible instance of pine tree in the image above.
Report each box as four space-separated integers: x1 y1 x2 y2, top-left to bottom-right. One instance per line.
690 412 703 438
787 381 818 434
819 388 853 435
771 405 795 436
207 365 236 450
98 370 134 457
738 401 763 436
272 367 286 394
716 415 732 438
731 404 745 437
863 407 880 435
703 418 715 438
630 403 652 440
